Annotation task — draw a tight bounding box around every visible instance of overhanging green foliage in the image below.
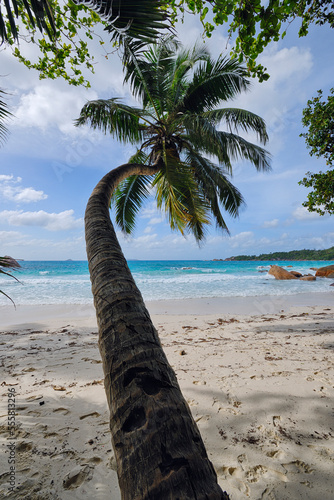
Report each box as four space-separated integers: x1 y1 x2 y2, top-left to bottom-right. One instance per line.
1 0 170 87
299 88 334 215
168 0 334 81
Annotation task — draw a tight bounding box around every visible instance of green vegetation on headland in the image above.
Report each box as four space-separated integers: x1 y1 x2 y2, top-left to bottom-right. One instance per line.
221 247 334 261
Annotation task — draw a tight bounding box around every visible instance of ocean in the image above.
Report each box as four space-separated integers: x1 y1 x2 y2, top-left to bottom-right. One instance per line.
0 260 333 306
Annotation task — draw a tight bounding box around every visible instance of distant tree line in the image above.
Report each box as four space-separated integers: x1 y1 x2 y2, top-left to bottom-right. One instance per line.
225 247 334 261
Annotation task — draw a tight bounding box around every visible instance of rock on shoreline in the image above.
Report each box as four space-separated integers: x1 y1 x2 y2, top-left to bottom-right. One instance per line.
268 265 316 281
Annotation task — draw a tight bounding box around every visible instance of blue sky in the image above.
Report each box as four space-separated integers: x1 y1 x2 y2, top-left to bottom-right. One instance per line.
0 12 333 261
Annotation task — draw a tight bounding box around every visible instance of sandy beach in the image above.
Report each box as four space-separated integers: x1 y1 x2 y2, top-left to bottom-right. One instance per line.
0 294 333 499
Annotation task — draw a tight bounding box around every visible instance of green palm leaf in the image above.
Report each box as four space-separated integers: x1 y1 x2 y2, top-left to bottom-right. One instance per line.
0 0 55 42
186 150 244 231
94 0 169 42
111 150 153 233
179 56 249 115
75 98 152 142
0 256 21 307
0 88 12 146
203 108 269 144
182 182 210 242
153 157 192 234
113 174 153 233
217 132 271 171
182 114 233 170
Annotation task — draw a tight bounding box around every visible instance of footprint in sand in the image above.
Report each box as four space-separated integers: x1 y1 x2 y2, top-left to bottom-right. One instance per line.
79 412 101 420
26 394 44 401
194 414 211 424
81 357 102 364
227 392 242 409
308 445 334 461
266 449 286 460
218 466 250 495
282 460 314 474
86 456 102 464
16 441 33 452
63 464 93 489
53 407 70 415
44 432 59 438
246 464 268 483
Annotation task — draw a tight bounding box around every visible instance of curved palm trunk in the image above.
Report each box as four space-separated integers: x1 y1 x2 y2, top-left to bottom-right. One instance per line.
85 163 229 500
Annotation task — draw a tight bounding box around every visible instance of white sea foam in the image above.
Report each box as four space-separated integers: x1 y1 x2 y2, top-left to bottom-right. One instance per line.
0 260 332 305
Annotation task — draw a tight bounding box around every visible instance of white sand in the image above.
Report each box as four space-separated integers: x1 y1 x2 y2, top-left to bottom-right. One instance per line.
0 295 333 499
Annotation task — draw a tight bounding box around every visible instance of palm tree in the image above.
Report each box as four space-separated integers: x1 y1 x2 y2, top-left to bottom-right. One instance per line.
77 38 270 499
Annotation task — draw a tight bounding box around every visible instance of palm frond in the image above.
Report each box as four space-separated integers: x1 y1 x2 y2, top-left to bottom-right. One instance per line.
123 35 178 117
186 149 244 232
217 132 272 172
0 88 13 146
144 35 179 113
0 256 21 307
182 183 210 242
203 108 269 145
111 150 153 233
78 0 170 43
75 98 151 142
183 112 271 173
0 0 55 43
153 157 190 234
166 42 209 111
178 56 250 115
182 114 233 170
112 173 153 233
152 153 210 240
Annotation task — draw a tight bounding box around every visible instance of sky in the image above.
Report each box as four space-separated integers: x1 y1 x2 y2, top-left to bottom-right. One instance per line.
0 11 333 261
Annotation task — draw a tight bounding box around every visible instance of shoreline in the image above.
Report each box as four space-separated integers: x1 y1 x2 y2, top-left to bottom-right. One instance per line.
1 291 333 328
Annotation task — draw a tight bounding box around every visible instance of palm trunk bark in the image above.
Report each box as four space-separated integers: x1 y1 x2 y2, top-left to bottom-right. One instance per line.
85 163 229 500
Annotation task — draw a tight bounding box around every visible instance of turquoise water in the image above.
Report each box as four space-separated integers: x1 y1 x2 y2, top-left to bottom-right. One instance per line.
0 260 333 305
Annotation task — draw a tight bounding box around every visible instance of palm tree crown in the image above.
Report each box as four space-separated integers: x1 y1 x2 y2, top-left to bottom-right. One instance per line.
76 37 271 242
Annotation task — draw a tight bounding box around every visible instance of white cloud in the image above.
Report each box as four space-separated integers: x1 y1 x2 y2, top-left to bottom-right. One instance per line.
140 203 161 219
0 175 15 182
261 46 313 85
231 45 313 154
0 175 47 203
0 230 86 260
228 231 255 248
292 206 322 221
13 85 98 134
262 219 279 228
148 217 164 226
0 209 83 231
0 230 24 242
